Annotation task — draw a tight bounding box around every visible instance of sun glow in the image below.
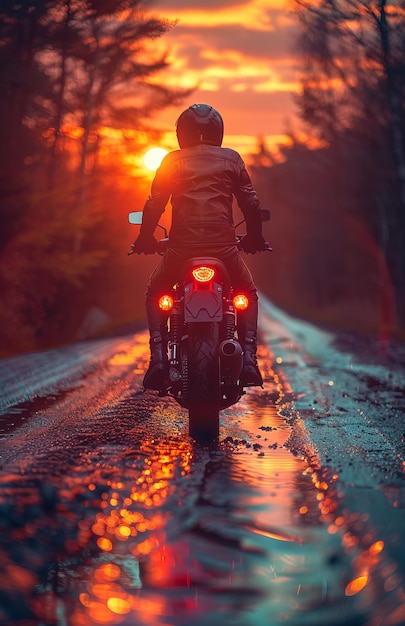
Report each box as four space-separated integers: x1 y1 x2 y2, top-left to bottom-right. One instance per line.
143 147 168 171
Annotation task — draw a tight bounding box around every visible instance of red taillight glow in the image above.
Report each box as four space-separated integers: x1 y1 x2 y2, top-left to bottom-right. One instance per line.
233 294 249 310
192 266 215 283
158 295 174 311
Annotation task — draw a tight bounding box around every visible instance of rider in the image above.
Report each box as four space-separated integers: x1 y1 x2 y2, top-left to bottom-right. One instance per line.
131 103 267 390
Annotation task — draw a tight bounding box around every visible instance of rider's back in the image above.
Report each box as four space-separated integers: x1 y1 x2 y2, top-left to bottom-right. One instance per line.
152 144 260 247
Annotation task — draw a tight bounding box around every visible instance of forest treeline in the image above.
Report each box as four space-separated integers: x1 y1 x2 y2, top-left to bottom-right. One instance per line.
0 0 404 356
0 0 190 355
251 0 405 337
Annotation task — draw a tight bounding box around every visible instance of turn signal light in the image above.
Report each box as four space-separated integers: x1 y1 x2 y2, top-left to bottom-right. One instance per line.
158 295 174 311
192 266 215 283
233 294 249 310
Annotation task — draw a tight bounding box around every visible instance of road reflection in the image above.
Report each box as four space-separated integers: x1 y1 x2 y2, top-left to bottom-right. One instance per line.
0 352 404 625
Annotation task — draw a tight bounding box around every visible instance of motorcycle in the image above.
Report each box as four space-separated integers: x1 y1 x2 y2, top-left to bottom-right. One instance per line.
128 210 271 443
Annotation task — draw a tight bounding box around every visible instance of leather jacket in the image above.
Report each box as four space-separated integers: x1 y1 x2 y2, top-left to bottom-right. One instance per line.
141 143 262 247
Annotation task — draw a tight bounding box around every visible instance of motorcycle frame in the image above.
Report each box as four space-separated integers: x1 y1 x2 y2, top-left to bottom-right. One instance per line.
163 259 244 410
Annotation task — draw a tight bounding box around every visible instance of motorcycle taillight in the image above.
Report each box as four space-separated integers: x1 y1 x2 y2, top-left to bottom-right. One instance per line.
233 294 249 310
158 295 174 311
192 266 215 283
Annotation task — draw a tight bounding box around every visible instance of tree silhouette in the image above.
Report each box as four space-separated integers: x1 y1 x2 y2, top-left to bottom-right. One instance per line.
0 0 192 355
294 0 405 325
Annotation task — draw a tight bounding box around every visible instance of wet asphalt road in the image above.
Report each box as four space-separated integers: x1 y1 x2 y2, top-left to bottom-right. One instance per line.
0 301 404 626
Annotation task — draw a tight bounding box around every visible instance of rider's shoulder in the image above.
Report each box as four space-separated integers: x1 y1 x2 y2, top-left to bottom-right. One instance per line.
218 146 244 163
162 149 180 162
155 149 181 171
169 144 244 165
200 144 244 164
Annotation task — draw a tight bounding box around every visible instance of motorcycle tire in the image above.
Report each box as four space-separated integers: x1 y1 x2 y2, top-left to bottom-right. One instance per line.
187 322 220 443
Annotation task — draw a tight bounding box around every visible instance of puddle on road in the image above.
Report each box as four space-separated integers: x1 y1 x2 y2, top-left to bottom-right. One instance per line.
0 360 404 625
0 389 74 438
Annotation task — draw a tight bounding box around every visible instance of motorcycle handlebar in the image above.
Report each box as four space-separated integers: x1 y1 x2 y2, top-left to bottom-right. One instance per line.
128 210 272 255
128 236 272 256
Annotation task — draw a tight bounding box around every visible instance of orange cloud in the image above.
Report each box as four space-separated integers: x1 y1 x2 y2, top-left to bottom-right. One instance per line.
146 0 301 154
160 0 284 28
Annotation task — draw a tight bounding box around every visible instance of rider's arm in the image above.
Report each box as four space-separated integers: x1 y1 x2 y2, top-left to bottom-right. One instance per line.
234 160 263 238
138 157 171 238
139 194 165 238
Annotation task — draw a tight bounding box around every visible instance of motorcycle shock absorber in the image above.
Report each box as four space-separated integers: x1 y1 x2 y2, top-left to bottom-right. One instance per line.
168 304 183 383
223 301 236 340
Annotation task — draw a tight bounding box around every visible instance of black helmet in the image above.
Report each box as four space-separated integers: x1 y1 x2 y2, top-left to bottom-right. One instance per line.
176 104 224 148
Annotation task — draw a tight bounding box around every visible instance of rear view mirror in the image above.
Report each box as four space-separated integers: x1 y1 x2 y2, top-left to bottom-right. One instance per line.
128 211 143 225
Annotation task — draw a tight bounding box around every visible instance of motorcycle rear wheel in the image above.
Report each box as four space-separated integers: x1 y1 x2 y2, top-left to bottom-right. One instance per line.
187 322 220 443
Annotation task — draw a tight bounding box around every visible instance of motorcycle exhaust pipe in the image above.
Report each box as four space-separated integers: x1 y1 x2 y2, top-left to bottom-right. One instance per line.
219 339 243 383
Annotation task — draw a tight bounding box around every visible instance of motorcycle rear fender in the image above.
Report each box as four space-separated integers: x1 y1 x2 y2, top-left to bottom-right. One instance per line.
180 257 232 289
184 280 223 322
181 257 231 324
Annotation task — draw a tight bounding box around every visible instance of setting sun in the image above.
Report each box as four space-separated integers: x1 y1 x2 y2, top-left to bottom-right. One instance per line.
144 147 168 171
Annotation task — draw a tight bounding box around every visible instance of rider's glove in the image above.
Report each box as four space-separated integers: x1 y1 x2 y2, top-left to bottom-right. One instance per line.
130 234 158 255
240 233 266 254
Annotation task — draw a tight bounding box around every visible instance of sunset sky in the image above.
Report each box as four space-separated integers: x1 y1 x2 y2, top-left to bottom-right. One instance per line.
146 0 301 158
